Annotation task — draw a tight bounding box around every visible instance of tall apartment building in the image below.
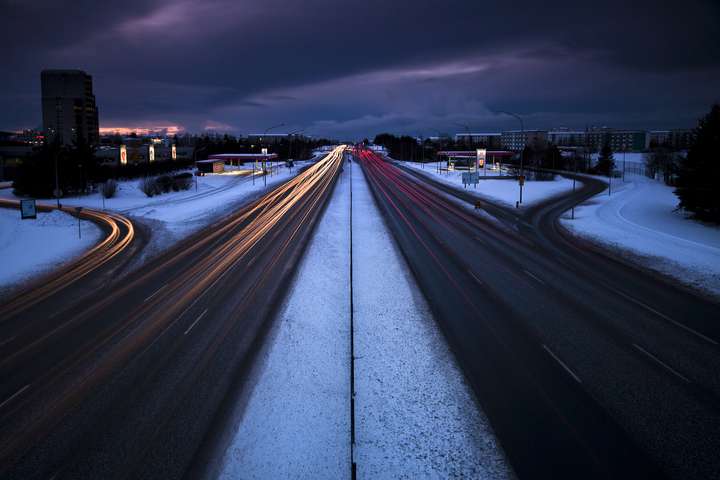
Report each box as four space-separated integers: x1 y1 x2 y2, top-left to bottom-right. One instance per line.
41 69 99 146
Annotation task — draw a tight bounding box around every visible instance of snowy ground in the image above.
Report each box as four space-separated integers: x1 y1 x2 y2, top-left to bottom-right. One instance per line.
0 162 312 265
402 161 577 208
217 160 512 479
561 173 720 297
217 162 352 479
0 208 102 295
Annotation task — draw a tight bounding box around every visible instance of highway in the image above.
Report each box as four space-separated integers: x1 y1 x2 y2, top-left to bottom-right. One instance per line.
0 146 346 479
357 148 720 479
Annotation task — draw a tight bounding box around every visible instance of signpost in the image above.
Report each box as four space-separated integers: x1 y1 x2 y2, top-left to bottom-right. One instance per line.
20 199 37 219
75 206 83 239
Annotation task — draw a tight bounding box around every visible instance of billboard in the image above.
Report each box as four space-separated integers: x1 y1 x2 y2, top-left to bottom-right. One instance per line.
171 144 177 160
120 145 127 165
476 148 486 170
148 144 155 162
20 199 37 219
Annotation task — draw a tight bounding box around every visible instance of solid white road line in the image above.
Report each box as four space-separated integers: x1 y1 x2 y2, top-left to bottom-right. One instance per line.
542 344 582 384
0 384 30 410
612 288 717 345
184 309 208 335
633 343 690 383
524 269 546 285
144 284 168 303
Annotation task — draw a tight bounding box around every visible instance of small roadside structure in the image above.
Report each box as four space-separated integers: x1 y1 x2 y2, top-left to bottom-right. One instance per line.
207 153 278 166
196 158 225 174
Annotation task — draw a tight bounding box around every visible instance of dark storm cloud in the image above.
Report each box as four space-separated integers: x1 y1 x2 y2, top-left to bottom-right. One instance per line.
1 0 718 137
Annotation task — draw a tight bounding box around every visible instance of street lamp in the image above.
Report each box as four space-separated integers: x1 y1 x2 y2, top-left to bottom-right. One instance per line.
497 111 525 206
261 123 285 176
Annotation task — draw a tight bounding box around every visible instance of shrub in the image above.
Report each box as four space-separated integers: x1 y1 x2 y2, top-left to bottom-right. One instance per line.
139 177 158 197
156 174 174 193
101 179 118 198
173 172 193 191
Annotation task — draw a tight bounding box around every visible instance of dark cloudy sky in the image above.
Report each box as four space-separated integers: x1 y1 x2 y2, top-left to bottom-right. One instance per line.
1 0 719 138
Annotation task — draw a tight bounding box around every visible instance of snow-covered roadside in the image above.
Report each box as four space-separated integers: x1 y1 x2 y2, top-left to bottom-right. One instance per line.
0 163 310 265
0 208 102 295
352 163 512 479
217 166 351 479
402 160 577 207
561 173 720 297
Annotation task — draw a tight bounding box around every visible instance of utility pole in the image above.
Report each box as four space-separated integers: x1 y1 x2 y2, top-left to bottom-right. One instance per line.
54 148 61 209
498 111 525 205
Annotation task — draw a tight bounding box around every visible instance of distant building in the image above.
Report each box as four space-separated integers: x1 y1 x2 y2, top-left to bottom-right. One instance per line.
454 133 502 148
548 128 647 152
41 69 99 146
647 129 694 150
501 130 548 151
245 133 306 144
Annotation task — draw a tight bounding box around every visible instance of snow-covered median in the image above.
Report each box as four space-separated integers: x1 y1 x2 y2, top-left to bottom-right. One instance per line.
217 160 512 478
0 208 102 294
402 160 577 207
561 173 720 296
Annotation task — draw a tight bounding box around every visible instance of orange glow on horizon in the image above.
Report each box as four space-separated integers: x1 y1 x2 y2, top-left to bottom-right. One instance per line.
99 125 184 136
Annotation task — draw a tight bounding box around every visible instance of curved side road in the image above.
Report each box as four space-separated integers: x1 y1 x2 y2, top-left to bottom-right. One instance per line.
0 198 136 318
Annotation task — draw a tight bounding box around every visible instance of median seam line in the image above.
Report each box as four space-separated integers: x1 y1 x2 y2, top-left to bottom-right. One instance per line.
633 343 690 383
184 309 208 335
349 153 357 480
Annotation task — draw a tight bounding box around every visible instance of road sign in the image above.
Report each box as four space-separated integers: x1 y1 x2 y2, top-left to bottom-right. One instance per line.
518 175 525 186
20 199 37 219
462 172 479 186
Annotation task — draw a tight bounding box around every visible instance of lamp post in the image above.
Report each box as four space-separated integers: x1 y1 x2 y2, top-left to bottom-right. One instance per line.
497 111 525 206
261 123 284 177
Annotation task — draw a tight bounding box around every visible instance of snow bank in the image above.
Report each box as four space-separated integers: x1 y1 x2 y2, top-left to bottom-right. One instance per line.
0 208 102 293
561 173 720 296
352 163 512 479
403 161 576 208
218 166 351 479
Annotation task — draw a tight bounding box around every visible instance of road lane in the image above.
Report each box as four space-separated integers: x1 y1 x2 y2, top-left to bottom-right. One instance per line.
0 147 346 479
358 149 720 479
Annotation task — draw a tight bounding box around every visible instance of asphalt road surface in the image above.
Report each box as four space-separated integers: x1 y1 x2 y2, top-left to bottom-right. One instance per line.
358 148 720 480
0 147 345 479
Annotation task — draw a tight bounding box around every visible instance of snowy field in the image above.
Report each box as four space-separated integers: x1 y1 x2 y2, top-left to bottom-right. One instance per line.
402 161 577 208
0 208 101 294
218 160 512 479
561 173 720 297
0 162 311 263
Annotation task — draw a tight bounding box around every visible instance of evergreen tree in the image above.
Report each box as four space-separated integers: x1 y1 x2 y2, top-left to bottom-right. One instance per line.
676 104 720 223
595 143 615 175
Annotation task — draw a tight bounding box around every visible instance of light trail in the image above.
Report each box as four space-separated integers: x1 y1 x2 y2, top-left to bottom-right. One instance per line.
0 199 135 319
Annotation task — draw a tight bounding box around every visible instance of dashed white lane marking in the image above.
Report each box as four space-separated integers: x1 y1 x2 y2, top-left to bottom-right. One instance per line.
0 384 30 410
524 269 546 285
144 284 168 303
633 343 690 383
542 344 582 384
184 309 208 335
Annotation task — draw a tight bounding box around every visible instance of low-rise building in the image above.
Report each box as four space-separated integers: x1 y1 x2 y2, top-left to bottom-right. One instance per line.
454 133 502 148
501 130 548 151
